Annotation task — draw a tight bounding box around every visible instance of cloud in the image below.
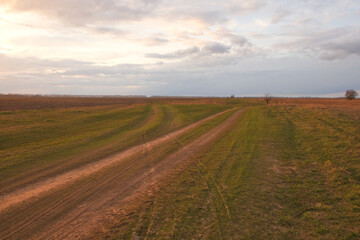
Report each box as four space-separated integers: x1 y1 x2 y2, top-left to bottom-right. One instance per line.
1 0 257 28
0 0 155 26
275 28 360 60
145 36 169 46
202 42 231 54
229 35 250 47
319 40 360 60
224 0 265 15
158 0 264 26
0 53 154 95
146 46 200 59
272 9 291 23
0 53 92 74
170 10 227 25
1 51 360 97
90 26 125 36
1 0 360 96
146 42 233 60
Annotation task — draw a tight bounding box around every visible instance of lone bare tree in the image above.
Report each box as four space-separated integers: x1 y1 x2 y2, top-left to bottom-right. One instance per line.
264 93 272 105
345 90 358 100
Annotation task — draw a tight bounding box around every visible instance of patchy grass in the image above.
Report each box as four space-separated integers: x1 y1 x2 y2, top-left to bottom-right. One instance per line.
1 97 358 239
93 102 359 240
270 105 360 239
0 104 152 183
0 106 240 240
0 102 232 189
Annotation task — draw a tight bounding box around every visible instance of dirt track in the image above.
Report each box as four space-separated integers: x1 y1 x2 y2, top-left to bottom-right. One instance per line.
0 107 246 239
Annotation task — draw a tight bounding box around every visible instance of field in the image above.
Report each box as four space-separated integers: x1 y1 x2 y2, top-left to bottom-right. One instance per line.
0 96 359 239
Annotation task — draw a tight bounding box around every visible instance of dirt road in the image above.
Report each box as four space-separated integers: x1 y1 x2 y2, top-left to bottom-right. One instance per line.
0 107 246 239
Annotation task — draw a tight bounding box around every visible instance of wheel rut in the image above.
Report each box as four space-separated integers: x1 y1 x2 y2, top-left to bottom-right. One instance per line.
0 107 247 240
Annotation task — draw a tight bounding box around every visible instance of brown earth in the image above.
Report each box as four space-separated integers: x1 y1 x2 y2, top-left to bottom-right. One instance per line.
0 108 230 212
0 95 229 111
0 107 246 240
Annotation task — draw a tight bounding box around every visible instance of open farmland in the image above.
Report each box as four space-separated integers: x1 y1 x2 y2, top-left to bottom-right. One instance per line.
0 96 359 239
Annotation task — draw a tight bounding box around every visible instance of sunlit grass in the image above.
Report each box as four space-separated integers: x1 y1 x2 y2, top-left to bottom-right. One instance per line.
96 103 360 239
0 102 232 186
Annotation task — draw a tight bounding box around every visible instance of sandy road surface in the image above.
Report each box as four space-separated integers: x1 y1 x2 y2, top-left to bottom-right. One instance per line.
0 107 246 240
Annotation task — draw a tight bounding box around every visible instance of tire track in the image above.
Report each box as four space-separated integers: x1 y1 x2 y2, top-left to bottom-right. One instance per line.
0 107 245 240
38 108 246 240
0 104 159 195
1 143 165 240
0 108 232 213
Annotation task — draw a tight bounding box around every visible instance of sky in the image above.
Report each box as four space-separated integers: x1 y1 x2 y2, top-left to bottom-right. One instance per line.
0 0 359 97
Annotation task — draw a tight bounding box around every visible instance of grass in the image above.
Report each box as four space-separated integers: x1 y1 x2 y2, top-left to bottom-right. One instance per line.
270 105 360 239
0 103 240 240
0 101 233 189
92 101 359 240
1 96 358 239
0 104 151 182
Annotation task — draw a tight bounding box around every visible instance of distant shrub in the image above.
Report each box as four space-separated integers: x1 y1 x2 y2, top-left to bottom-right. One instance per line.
264 93 272 105
345 90 358 100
